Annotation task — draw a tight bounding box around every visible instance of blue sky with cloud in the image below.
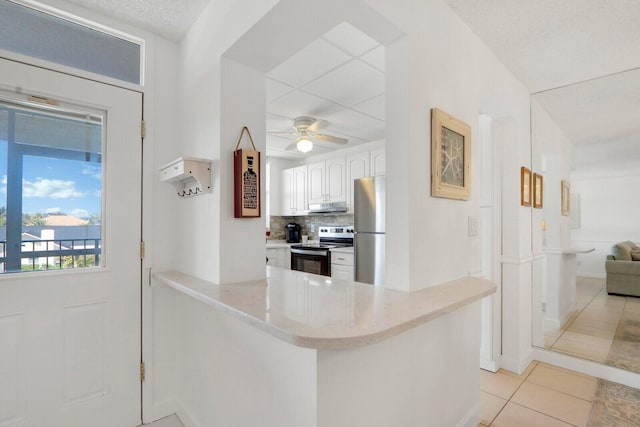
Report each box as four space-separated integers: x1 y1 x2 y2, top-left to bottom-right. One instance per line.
0 141 101 218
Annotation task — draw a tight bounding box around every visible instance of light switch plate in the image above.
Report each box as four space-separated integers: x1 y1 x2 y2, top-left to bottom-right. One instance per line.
468 216 479 237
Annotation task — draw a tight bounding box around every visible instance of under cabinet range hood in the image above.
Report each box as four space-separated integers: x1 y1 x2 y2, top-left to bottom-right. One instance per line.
306 201 348 214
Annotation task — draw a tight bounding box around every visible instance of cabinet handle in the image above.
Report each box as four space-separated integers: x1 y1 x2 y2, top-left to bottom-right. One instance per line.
337 257 345 261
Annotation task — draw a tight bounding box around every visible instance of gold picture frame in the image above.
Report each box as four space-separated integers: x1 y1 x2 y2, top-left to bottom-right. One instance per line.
561 180 570 216
431 108 471 200
533 173 543 209
521 167 532 207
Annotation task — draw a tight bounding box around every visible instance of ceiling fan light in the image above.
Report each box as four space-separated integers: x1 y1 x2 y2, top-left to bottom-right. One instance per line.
296 138 313 153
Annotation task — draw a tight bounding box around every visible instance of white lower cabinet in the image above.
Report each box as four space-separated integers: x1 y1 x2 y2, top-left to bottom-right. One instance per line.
331 251 354 280
267 247 291 269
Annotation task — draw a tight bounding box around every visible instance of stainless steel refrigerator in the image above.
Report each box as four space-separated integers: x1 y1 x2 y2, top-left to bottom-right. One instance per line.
354 176 385 285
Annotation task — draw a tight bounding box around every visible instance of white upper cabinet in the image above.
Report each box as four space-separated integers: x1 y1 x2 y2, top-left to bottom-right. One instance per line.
346 152 370 211
370 148 386 176
308 159 346 204
281 165 307 215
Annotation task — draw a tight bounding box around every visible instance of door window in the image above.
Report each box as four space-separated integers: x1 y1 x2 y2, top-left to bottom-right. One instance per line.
0 99 103 273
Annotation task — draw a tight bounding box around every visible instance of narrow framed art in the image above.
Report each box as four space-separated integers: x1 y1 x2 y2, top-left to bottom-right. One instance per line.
431 108 471 200
533 173 543 208
520 167 532 207
561 180 570 216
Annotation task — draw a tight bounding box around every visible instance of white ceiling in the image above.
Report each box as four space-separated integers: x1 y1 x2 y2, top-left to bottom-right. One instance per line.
62 0 209 41
56 0 640 159
265 22 385 160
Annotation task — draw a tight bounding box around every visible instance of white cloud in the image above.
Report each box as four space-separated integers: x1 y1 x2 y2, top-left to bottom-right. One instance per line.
82 165 102 180
45 207 61 214
22 178 85 199
70 208 90 218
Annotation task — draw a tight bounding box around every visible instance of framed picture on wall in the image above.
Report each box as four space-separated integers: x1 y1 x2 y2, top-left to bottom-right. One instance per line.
431 108 471 200
520 167 532 207
561 180 570 216
533 173 543 208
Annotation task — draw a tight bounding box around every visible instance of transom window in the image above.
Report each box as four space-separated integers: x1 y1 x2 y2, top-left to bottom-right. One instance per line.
0 97 103 273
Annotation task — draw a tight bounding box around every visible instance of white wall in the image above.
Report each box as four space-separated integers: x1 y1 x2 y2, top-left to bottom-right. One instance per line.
572 172 640 277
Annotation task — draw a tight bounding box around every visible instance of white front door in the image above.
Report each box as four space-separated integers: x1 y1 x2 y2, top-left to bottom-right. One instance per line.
0 58 141 426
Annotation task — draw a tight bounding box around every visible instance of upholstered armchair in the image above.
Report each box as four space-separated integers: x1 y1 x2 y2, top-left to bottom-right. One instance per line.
606 241 640 297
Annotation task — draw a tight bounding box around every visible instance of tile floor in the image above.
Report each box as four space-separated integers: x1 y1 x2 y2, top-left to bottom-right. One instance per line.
544 277 637 364
479 361 599 427
143 414 184 427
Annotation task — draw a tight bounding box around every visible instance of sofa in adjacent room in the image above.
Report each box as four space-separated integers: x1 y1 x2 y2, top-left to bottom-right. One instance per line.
606 241 640 297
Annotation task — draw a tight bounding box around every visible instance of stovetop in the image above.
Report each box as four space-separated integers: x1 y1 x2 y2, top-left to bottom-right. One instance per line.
291 225 354 251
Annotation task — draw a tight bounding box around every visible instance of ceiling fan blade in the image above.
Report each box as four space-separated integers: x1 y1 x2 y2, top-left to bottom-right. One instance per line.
312 134 348 144
285 142 298 151
307 119 329 132
268 131 298 136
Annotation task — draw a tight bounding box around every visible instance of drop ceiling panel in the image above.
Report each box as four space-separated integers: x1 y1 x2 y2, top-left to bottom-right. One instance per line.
267 38 352 88
267 90 343 119
324 108 385 140
302 60 384 107
353 95 385 120
360 46 385 72
266 79 294 104
322 22 380 57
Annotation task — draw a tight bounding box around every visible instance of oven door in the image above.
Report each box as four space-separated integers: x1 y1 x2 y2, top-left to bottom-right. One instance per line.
290 248 330 276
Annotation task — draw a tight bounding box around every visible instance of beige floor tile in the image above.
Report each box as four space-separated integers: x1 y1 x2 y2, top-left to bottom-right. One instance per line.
578 309 623 324
551 331 612 363
535 362 595 380
511 381 592 427
544 329 563 347
526 363 597 401
479 391 507 425
490 402 573 427
480 369 524 400
567 321 617 340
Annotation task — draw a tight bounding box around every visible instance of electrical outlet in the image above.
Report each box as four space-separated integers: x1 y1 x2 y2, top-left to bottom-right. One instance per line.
468 216 479 237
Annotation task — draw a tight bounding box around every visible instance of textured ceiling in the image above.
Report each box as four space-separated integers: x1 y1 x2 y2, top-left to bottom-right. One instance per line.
62 0 210 41
444 0 640 93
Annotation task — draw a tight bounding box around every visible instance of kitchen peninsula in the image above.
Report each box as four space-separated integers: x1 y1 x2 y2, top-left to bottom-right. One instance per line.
152 268 495 427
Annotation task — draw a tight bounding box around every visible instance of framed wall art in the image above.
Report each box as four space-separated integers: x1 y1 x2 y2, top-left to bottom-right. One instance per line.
431 108 471 200
533 173 543 208
561 180 570 216
234 126 261 218
520 167 532 207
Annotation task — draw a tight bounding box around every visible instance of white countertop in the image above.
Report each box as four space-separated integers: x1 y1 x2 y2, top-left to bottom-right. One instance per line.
266 240 295 248
153 268 495 350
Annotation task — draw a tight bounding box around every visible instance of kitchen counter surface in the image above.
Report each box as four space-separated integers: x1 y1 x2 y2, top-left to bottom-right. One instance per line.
266 240 294 248
153 267 495 350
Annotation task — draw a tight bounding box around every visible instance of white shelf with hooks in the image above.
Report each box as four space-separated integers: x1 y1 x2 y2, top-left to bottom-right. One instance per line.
160 157 211 198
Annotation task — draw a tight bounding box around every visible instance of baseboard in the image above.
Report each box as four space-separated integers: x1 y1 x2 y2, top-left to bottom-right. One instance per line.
576 272 606 279
456 402 481 427
175 399 201 427
152 397 178 424
480 357 499 373
501 351 533 375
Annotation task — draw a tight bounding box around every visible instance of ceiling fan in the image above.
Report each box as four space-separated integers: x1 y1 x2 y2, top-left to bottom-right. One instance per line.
269 116 348 153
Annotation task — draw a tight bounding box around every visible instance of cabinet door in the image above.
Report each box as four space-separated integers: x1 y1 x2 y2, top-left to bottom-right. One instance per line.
370 148 386 176
277 247 290 269
307 161 326 204
325 158 346 202
281 168 294 215
346 152 369 211
293 166 307 214
266 248 279 267
332 265 354 281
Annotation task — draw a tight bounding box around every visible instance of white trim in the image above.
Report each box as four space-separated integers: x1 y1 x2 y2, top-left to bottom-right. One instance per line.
0 49 143 93
501 255 534 265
